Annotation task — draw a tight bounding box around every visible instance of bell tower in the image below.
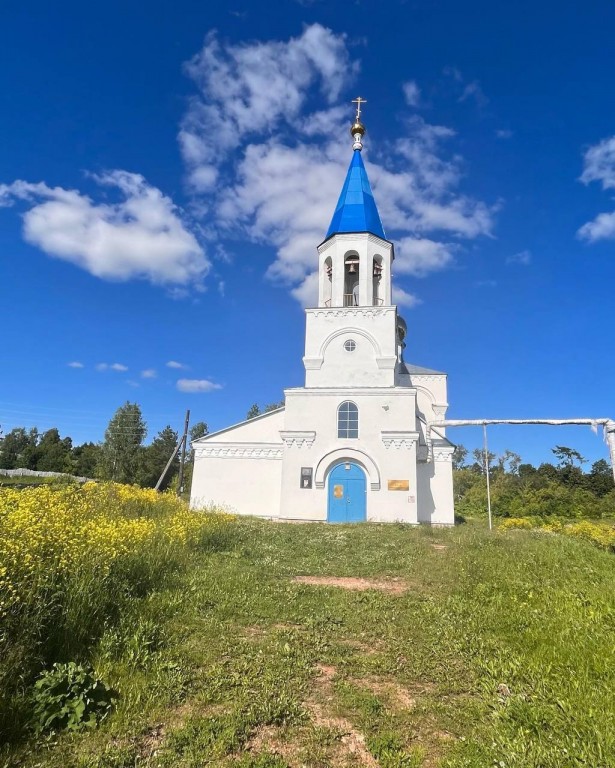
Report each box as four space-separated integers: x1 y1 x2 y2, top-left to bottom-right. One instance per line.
191 95 455 527
304 101 400 388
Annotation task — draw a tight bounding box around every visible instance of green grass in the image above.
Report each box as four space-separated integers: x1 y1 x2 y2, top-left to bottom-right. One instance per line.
3 519 615 767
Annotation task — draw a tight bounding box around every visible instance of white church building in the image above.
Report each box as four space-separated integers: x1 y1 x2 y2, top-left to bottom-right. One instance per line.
191 108 455 525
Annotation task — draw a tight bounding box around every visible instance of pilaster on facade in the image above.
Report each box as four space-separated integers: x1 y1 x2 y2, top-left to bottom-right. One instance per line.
280 431 316 449
381 431 419 449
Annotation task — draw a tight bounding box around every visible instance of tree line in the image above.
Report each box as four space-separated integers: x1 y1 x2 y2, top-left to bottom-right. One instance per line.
453 444 615 519
0 397 286 489
0 403 208 490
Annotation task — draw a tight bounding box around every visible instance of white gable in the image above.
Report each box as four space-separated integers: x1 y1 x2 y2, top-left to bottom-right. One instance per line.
193 408 285 445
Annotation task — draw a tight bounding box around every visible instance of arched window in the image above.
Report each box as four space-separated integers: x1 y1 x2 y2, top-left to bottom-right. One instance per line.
337 401 359 439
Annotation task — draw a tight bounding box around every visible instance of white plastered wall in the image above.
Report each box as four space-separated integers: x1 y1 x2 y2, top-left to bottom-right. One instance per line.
190 409 285 517
303 307 398 388
279 387 419 523
410 372 455 525
416 446 455 525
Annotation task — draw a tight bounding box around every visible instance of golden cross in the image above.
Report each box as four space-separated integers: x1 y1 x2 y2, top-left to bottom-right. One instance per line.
352 96 367 120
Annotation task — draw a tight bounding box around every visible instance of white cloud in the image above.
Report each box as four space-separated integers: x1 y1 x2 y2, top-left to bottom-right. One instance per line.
176 378 222 393
141 368 157 379
179 24 355 190
290 270 319 307
578 135 615 242
444 68 488 107
96 362 128 372
578 211 615 242
180 25 495 305
506 249 531 265
496 129 513 139
458 81 487 106
395 237 455 276
166 360 188 369
0 172 209 287
67 361 84 368
580 136 615 189
217 140 349 288
392 286 421 308
402 80 421 107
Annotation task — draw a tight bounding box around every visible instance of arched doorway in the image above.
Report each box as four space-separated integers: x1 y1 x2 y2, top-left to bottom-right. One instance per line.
327 462 367 523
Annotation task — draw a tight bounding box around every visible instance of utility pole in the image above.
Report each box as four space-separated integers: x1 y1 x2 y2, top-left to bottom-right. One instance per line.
155 409 190 492
483 423 492 531
177 409 190 498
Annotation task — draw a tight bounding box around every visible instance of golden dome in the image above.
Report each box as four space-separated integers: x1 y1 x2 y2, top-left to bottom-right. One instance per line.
350 119 365 138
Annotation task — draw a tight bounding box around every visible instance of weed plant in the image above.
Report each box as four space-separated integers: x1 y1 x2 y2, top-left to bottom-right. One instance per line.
0 482 233 742
500 515 615 550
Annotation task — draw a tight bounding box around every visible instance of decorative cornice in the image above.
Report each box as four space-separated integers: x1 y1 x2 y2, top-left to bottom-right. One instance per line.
317 231 392 253
280 431 316 448
194 443 283 460
433 447 455 462
285 387 416 398
381 431 419 449
407 374 446 382
307 307 394 320
432 404 449 418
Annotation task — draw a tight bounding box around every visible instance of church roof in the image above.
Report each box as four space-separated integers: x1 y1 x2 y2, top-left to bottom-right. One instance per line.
399 362 446 376
325 150 386 241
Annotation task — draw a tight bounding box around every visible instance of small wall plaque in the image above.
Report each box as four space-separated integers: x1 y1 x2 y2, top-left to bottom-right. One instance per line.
388 479 410 491
300 467 313 489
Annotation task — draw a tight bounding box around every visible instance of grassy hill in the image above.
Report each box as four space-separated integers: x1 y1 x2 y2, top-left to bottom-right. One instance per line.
3 514 615 767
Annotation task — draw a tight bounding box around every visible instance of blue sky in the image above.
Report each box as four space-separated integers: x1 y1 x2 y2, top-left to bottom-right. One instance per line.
0 0 614 465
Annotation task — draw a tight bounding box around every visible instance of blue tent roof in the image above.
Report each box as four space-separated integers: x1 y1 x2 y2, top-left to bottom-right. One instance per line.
325 150 386 240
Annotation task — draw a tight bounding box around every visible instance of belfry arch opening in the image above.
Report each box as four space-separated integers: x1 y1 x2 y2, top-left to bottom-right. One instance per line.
323 256 333 306
344 252 360 306
372 255 383 306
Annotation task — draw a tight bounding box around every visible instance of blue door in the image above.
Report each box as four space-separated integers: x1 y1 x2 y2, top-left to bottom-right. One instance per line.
327 462 367 523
